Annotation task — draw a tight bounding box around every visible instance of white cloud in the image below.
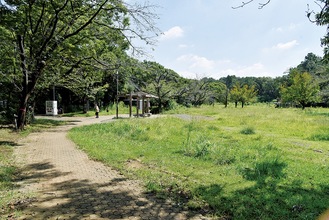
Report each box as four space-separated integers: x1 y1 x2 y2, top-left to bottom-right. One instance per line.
273 27 284 32
288 23 299 30
272 23 300 33
178 44 188 48
178 62 271 79
272 40 299 50
174 54 272 79
177 54 215 70
160 26 184 40
177 70 207 79
218 63 272 78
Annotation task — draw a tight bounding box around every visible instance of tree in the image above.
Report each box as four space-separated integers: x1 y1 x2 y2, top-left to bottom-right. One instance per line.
223 75 235 108
240 84 257 108
296 53 323 74
230 83 242 108
280 69 320 109
255 77 280 102
0 25 20 123
0 0 159 129
187 79 211 107
206 81 226 106
296 53 329 106
230 83 257 108
312 1 329 61
143 61 179 112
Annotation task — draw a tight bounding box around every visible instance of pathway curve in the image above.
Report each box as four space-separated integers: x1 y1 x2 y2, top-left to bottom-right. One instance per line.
13 115 210 220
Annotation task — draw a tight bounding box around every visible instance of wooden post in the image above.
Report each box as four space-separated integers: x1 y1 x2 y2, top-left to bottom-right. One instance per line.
146 98 150 114
129 92 132 117
136 97 139 118
142 96 145 116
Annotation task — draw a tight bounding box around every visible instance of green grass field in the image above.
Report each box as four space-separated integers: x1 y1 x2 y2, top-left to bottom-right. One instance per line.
2 105 326 219
70 105 322 219
1 105 328 219
67 104 329 219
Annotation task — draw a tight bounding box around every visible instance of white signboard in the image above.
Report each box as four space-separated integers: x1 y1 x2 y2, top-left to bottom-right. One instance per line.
46 101 58 116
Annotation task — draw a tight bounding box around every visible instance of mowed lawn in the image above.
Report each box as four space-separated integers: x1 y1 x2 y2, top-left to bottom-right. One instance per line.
68 104 329 219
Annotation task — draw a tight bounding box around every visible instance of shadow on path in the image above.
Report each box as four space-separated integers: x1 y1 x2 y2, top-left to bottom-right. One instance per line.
16 159 206 220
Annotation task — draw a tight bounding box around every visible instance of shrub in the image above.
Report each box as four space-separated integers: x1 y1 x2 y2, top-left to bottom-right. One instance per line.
183 136 213 160
240 126 255 135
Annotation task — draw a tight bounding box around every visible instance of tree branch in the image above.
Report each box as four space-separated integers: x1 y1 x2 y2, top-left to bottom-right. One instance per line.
232 0 271 9
33 2 46 34
36 0 69 59
232 0 253 9
307 1 327 23
63 0 109 40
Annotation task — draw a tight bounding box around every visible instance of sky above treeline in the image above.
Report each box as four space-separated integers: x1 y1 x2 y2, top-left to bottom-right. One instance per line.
1 0 326 79
132 0 327 79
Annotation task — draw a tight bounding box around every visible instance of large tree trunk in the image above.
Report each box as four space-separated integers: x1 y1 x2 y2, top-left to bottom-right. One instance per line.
16 35 45 130
17 35 29 130
17 93 30 130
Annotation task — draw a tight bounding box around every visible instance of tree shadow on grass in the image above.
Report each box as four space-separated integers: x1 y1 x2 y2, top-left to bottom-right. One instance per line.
13 161 205 220
194 159 329 220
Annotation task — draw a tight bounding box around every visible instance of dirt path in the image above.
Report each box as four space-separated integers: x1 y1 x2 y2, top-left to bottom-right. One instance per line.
13 115 209 220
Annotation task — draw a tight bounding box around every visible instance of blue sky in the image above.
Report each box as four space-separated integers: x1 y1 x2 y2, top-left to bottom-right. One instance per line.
133 0 327 79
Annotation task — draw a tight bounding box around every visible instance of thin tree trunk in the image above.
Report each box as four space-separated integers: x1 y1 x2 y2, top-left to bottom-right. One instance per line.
225 89 229 108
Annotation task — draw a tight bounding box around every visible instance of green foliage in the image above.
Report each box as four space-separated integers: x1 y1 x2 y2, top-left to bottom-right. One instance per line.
206 81 226 105
255 77 281 102
280 69 320 109
69 105 329 219
131 61 183 112
240 126 256 135
0 0 160 128
314 3 329 61
230 82 257 107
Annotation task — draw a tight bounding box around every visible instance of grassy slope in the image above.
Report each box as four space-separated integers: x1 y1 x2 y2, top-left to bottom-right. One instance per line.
68 104 329 219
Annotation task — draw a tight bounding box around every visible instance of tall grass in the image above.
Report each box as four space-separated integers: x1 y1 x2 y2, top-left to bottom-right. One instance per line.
69 104 329 219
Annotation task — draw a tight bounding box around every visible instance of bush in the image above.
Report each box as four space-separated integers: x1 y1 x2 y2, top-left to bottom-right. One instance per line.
183 136 214 160
240 126 255 135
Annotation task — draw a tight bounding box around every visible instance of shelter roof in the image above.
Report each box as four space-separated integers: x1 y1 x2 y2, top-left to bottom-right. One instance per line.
124 91 158 99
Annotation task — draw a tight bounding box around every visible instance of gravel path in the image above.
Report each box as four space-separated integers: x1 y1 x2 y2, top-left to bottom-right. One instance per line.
13 115 210 220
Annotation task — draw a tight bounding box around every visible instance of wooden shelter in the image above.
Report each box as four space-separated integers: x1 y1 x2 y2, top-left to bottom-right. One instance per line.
121 91 158 117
